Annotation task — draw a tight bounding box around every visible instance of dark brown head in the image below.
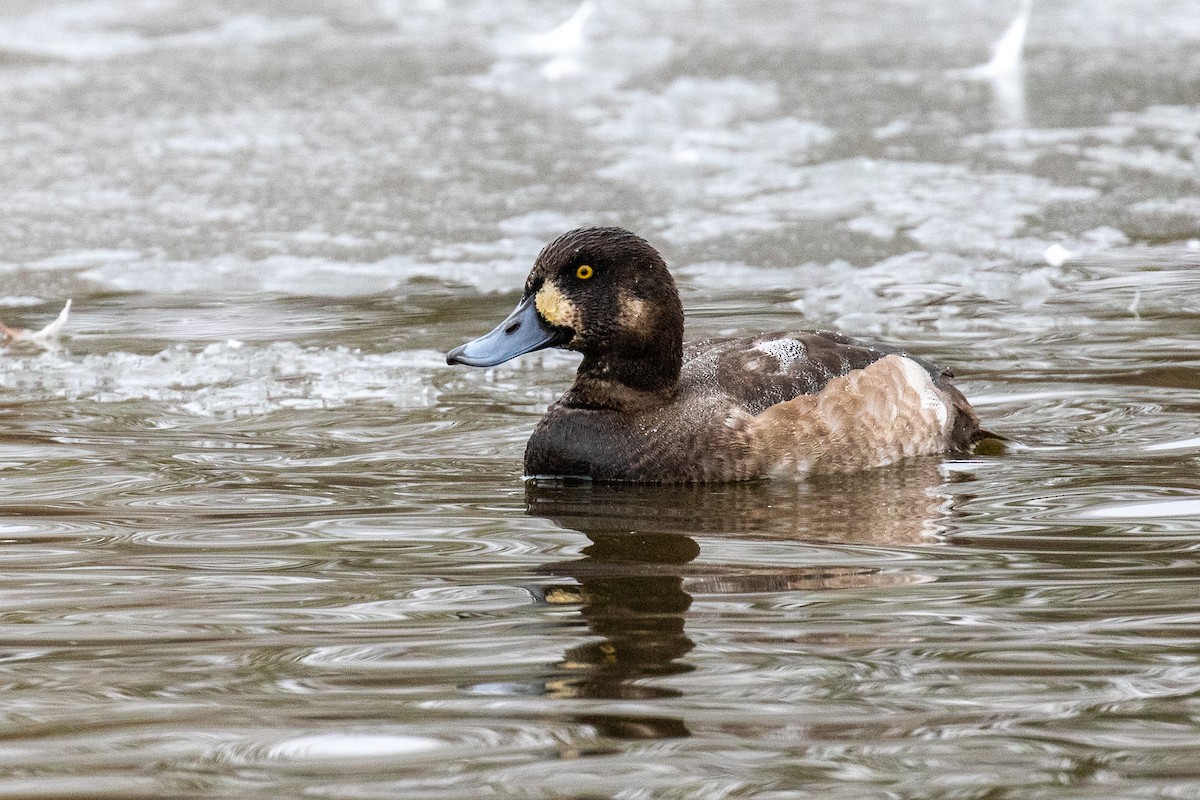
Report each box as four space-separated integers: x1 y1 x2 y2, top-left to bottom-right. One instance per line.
447 227 685 397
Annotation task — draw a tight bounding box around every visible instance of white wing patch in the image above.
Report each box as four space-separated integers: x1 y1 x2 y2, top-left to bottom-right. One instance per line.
751 337 807 371
897 356 949 427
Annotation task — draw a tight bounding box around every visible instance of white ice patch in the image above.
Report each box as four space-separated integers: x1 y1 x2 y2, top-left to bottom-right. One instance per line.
731 159 1098 254
22 300 71 348
0 342 445 416
1043 243 1075 267
898 357 948 427
518 0 593 57
964 105 1200 182
962 0 1031 79
0 5 322 61
76 252 535 297
1 300 71 351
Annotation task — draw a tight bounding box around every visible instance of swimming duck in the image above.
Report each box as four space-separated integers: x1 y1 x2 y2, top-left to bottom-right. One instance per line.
447 227 992 482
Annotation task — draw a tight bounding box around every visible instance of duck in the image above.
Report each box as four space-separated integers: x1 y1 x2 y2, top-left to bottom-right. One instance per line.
447 227 994 483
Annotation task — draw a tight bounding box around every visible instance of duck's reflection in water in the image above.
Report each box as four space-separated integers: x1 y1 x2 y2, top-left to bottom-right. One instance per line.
537 530 697 740
513 462 963 740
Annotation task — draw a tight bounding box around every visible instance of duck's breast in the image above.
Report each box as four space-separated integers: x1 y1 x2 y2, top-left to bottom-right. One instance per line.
523 397 759 483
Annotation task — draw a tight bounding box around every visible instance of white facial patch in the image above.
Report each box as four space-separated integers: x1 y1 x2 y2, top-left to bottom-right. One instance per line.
535 281 579 329
617 293 652 334
898 356 949 426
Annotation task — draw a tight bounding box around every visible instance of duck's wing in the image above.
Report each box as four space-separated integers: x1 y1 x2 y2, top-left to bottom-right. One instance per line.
680 331 950 416
682 331 993 451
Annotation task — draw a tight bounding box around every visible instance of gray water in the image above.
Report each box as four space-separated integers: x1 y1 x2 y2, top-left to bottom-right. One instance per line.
1 0 1199 797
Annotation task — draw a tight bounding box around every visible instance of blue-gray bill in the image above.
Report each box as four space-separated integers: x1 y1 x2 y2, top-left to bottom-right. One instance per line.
446 295 564 367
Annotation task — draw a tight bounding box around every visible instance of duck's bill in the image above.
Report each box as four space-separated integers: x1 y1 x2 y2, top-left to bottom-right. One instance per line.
446 295 565 367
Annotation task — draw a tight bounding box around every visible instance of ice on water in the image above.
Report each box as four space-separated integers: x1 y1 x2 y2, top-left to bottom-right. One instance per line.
0 0 1197 416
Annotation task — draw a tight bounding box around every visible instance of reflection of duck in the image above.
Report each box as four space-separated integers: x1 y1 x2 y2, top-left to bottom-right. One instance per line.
522 462 956 739
448 228 995 482
528 459 954 546
538 530 695 740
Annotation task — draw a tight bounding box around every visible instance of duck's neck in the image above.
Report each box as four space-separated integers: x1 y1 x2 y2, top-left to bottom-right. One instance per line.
563 346 682 412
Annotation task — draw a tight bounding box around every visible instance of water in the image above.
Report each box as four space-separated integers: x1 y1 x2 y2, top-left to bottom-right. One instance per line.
1 0 1199 796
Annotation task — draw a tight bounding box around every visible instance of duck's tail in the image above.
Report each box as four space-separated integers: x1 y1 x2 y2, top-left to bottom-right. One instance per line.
943 384 1008 454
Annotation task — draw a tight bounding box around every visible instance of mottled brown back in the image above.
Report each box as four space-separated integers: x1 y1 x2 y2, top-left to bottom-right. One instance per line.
678 331 947 414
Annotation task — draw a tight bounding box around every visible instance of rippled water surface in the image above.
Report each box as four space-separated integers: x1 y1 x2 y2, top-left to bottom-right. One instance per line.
1 0 1199 797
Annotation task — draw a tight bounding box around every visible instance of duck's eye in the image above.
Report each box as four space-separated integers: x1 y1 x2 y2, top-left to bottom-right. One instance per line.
575 264 594 280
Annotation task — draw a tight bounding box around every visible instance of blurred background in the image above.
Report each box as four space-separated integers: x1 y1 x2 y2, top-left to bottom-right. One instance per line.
0 1 1198 797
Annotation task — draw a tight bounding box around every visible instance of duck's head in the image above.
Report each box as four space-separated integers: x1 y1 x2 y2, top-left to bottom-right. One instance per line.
447 228 684 390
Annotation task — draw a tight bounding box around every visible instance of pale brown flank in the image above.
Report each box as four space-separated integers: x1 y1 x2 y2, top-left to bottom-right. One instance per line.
739 354 955 476
534 281 582 330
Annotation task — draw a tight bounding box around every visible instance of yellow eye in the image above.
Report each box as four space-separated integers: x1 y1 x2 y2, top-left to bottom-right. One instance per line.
575 264 594 280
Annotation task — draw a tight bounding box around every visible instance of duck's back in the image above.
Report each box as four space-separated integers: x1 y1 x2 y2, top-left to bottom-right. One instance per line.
679 331 947 413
